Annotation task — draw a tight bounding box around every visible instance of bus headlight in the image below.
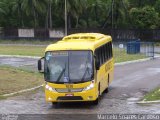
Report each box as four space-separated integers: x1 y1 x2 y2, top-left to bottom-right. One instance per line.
45 85 57 92
83 83 94 91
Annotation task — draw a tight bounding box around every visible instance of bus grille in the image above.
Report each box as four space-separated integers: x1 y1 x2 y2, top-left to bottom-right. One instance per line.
57 96 83 101
55 88 68 93
55 88 83 93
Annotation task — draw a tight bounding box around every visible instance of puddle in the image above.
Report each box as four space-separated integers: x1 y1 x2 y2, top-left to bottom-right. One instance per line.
127 97 140 104
127 97 140 101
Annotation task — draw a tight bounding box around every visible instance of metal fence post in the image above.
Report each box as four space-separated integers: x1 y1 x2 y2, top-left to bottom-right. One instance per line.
153 42 155 59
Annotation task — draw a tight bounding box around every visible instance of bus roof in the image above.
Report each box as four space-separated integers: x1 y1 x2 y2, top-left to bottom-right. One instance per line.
45 33 112 52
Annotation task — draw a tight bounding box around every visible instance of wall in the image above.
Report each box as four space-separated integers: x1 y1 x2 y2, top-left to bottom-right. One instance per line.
18 29 34 37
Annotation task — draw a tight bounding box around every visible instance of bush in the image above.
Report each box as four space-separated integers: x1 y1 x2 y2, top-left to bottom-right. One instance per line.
129 6 159 29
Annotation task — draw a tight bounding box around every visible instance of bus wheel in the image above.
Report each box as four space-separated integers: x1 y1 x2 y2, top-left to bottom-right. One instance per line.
92 98 99 105
52 102 59 108
92 84 100 105
104 87 109 93
52 102 57 106
104 75 109 93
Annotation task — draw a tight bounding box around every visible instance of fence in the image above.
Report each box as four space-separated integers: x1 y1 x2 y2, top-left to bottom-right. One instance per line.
0 28 160 42
0 28 64 40
69 29 160 42
113 41 155 63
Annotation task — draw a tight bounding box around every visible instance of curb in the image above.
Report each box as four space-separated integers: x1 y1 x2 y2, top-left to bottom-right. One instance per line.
115 57 154 66
137 100 160 104
2 85 43 97
0 55 40 59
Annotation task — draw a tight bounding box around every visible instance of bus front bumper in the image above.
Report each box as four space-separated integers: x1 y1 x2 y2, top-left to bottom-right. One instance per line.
45 88 98 102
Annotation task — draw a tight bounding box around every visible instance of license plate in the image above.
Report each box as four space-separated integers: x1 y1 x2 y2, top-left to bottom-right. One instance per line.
65 93 74 96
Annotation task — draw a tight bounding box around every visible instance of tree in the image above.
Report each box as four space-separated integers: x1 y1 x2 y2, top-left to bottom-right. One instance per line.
44 0 54 29
102 0 130 28
155 0 160 13
129 0 156 8
21 0 47 28
11 0 24 27
112 0 130 28
129 6 159 29
48 0 52 29
0 0 160 29
0 1 5 14
55 0 87 28
0 0 14 27
85 0 106 28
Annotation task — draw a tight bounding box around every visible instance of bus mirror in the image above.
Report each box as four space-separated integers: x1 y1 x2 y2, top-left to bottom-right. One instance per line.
95 59 100 70
38 57 44 73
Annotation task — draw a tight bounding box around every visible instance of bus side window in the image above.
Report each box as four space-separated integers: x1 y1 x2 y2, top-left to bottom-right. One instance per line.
104 44 107 61
110 42 112 58
100 47 103 65
102 45 105 64
98 50 100 65
95 49 100 66
109 42 111 59
105 43 108 61
97 47 103 66
95 43 111 67
110 42 113 57
106 43 109 59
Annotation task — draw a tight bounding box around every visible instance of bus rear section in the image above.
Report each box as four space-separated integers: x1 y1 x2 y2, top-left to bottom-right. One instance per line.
38 33 114 105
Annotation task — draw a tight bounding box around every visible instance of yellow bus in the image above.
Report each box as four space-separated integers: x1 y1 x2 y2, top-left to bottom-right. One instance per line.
38 33 114 105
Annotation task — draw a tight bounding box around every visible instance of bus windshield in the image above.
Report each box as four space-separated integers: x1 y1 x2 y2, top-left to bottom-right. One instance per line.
44 51 93 83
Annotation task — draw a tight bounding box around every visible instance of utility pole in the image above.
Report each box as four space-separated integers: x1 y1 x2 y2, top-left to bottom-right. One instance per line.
111 0 114 40
111 0 114 29
65 0 67 36
49 0 52 29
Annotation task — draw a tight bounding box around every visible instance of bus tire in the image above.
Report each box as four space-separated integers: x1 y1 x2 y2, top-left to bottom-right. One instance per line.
104 87 109 93
92 83 100 105
52 102 57 106
104 74 109 93
93 98 99 105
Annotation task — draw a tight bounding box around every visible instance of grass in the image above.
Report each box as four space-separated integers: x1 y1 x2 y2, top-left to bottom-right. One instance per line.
143 87 160 101
154 42 160 46
0 45 46 56
0 66 43 96
113 48 146 63
0 44 146 62
0 39 57 45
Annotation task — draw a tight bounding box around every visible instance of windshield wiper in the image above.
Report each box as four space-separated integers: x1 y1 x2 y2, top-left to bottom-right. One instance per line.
56 68 66 82
81 68 90 82
56 63 66 82
81 61 91 82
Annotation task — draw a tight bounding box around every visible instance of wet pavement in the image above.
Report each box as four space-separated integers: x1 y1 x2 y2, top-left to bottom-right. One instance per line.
0 56 39 72
0 56 160 114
